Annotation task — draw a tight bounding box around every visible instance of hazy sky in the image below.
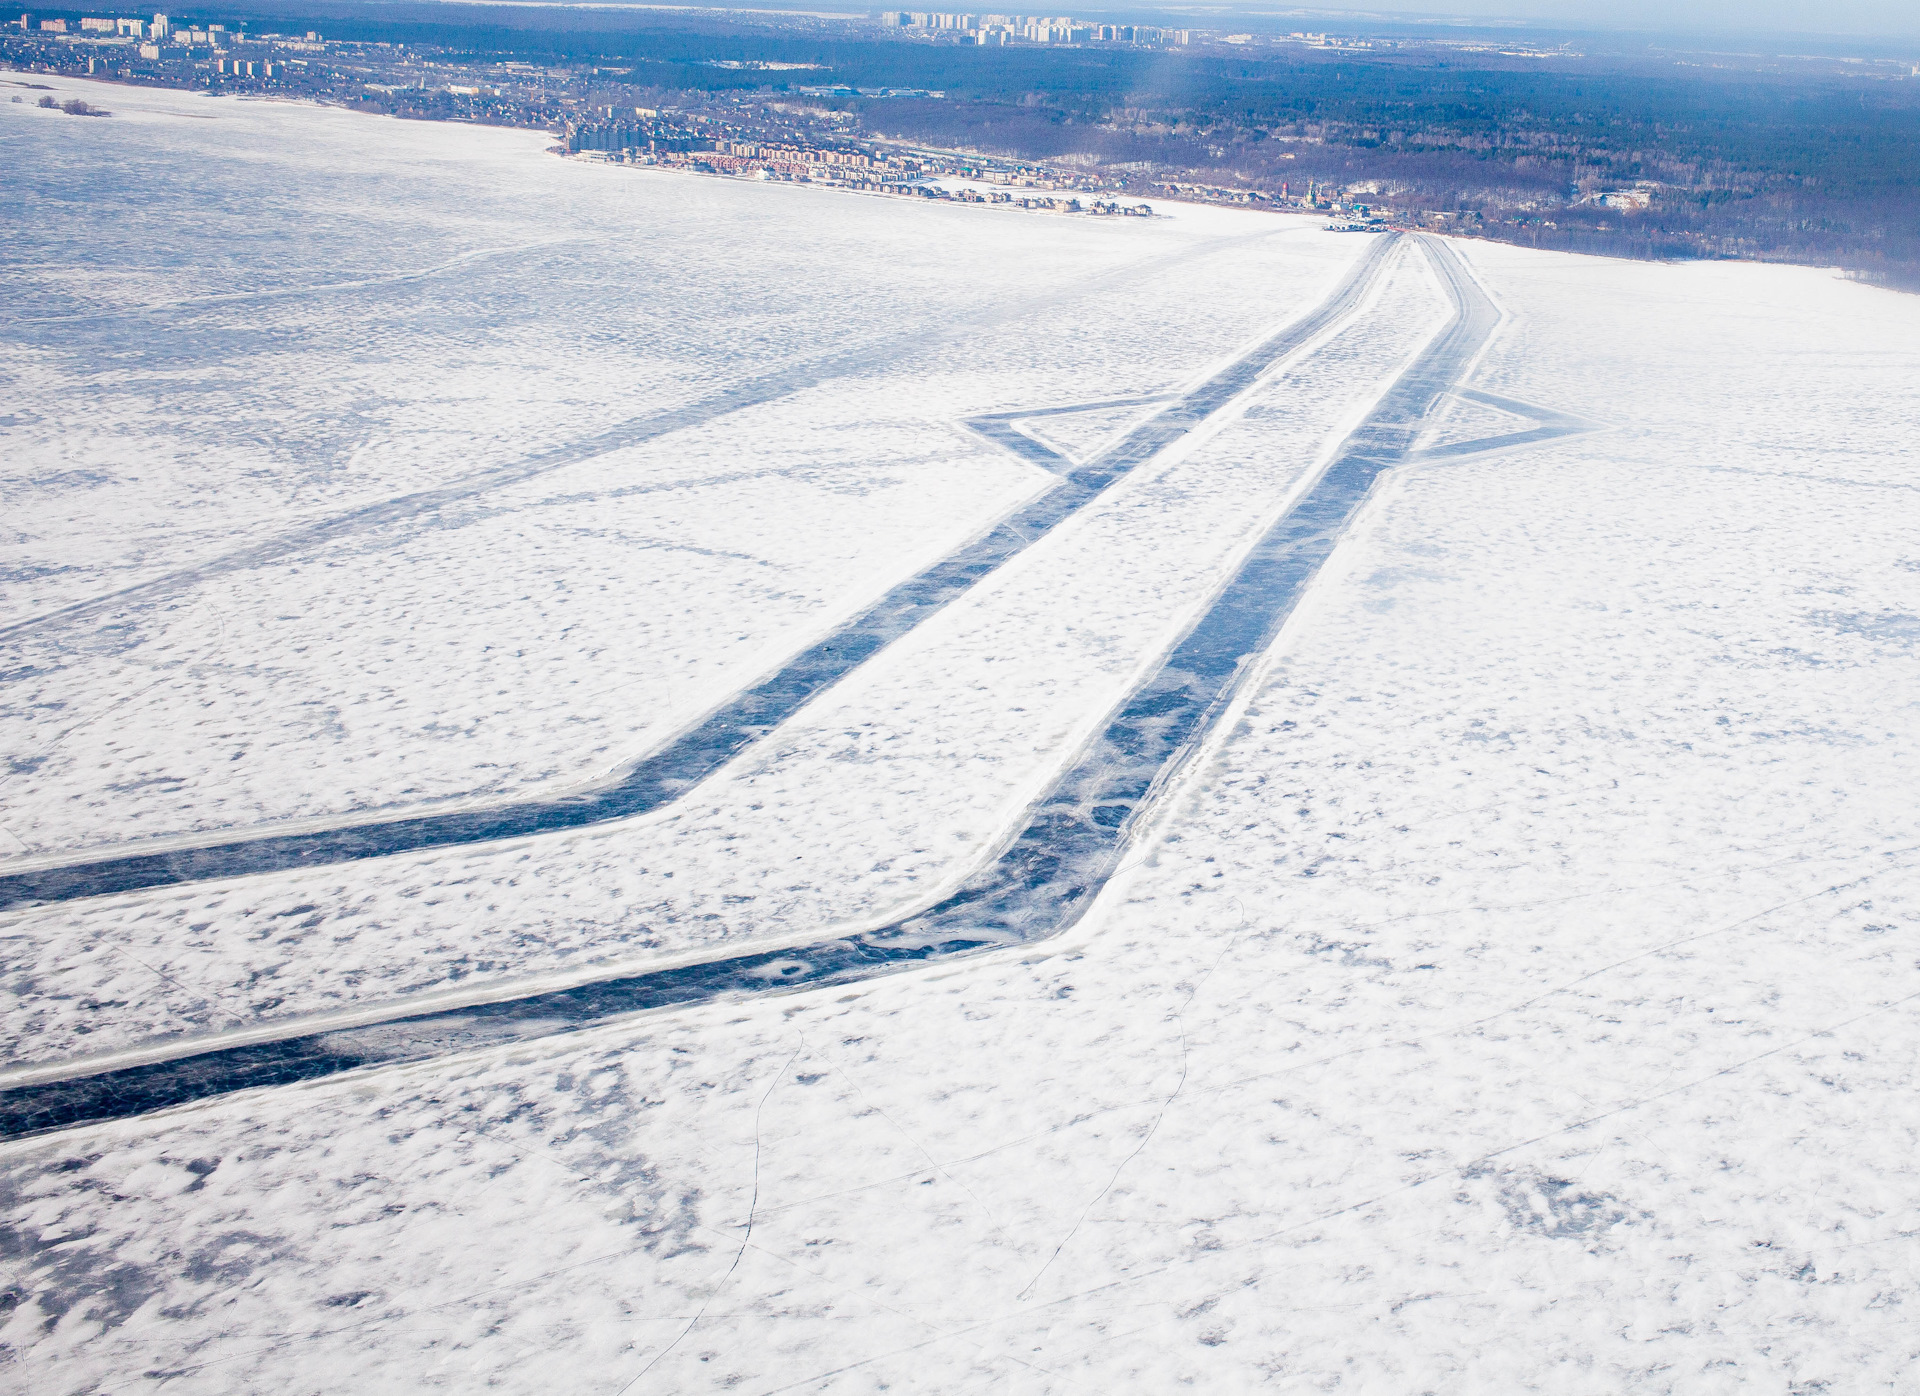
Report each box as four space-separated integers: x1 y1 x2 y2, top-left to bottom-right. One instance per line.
1259 1 1920 38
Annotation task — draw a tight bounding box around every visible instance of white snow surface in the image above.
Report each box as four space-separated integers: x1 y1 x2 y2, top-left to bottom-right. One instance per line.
7 78 1920 1395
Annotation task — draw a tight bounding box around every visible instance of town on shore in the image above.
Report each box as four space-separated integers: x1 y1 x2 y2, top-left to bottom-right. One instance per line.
4 10 1405 230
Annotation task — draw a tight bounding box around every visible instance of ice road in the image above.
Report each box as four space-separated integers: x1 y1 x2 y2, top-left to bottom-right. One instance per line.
5 76 1920 1394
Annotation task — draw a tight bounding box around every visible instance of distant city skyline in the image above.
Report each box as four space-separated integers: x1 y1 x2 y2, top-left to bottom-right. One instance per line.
417 0 1920 39
1131 0 1920 39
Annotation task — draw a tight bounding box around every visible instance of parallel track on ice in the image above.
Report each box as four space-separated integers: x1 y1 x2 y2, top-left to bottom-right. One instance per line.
0 236 1508 1142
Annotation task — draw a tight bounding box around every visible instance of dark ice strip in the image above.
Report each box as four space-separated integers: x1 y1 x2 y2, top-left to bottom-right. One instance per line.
961 394 1174 471
1412 387 1593 461
1416 423 1585 461
0 236 1400 913
0 237 1495 1143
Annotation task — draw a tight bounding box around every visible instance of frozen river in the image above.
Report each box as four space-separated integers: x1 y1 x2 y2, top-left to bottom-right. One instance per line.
0 232 1551 1135
6 75 1920 1395
0 230 1406 912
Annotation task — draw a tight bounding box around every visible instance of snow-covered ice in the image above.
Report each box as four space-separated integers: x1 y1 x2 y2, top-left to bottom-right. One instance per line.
0 230 1453 1069
5 76 1920 1394
2 76 1353 858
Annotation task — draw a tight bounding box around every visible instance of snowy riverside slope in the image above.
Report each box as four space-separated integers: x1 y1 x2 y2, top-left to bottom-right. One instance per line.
6 78 1920 1394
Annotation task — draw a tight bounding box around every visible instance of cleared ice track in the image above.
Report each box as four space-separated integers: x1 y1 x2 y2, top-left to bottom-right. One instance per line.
0 236 1503 1142
0 234 1401 912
